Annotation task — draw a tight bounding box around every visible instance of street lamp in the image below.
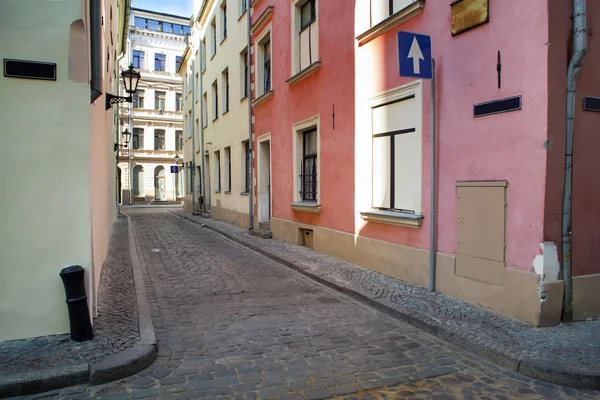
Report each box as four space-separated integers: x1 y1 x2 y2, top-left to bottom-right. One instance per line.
106 64 141 110
174 155 185 167
114 129 131 151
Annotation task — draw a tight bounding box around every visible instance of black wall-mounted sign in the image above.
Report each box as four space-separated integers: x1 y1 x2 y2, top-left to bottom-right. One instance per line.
3 59 56 81
474 96 522 118
583 96 600 112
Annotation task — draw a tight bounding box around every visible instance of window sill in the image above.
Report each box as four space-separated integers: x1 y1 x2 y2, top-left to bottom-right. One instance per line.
215 190 221 193
355 0 425 46
360 209 423 228
224 191 231 194
238 9 247 21
252 90 274 107
241 191 250 196
220 37 227 45
212 116 219 122
223 110 229 115
287 61 321 86
291 201 321 214
211 53 216 61
240 95 248 102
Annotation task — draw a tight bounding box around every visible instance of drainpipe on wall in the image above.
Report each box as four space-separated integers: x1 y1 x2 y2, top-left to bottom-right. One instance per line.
562 0 587 322
198 32 207 215
191 60 197 214
247 5 254 231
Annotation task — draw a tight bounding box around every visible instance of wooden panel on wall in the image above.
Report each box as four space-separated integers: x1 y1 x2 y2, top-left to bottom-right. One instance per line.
456 182 507 285
451 0 489 36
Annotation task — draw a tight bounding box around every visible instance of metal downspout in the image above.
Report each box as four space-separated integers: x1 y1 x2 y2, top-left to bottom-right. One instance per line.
562 0 587 321
200 39 207 214
247 5 254 231
429 59 437 292
191 59 197 214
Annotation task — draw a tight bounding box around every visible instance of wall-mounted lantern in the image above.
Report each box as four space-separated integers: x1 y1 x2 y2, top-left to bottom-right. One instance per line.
114 129 131 152
106 64 141 110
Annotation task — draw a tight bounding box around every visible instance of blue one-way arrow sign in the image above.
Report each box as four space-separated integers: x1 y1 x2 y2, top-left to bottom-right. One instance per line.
397 31 432 79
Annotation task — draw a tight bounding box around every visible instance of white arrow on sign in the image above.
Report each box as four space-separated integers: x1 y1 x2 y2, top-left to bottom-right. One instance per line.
407 37 424 74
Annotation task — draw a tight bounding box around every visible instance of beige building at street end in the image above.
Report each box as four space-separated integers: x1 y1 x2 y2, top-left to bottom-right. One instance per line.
118 9 189 205
0 0 128 340
180 0 252 227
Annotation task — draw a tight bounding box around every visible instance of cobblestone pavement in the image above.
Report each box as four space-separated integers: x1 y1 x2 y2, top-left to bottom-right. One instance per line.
171 210 600 381
17 209 598 399
0 216 139 376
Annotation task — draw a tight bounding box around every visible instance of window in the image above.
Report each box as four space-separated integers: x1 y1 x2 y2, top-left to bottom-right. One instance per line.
175 130 183 151
224 146 231 192
222 68 229 113
256 29 272 98
188 163 194 193
133 89 144 108
212 81 218 120
201 39 207 72
133 50 145 69
183 26 191 35
202 92 208 128
175 56 182 71
221 2 227 41
371 87 422 213
154 53 166 71
292 0 319 75
370 0 416 27
155 91 166 110
154 129 166 150
134 17 147 29
132 127 144 149
211 18 217 57
301 129 317 201
148 19 159 30
132 165 145 196
240 47 248 99
176 93 182 111
263 40 271 93
241 0 248 15
214 151 221 191
163 22 173 33
243 140 251 192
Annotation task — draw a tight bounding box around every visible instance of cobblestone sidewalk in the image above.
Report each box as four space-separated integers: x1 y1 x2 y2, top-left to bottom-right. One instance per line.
0 216 141 394
171 210 600 390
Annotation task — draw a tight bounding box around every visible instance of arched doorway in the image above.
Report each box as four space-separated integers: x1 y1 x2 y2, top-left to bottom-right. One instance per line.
132 165 145 199
154 166 166 201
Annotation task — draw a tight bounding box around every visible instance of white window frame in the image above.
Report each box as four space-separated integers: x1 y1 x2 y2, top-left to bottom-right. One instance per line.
254 23 272 98
369 80 423 215
290 0 319 76
214 150 221 192
292 114 320 205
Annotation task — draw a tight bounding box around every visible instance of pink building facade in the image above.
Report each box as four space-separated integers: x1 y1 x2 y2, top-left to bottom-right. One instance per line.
248 0 600 326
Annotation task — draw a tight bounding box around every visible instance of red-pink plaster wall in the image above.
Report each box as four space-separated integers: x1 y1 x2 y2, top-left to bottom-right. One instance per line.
251 0 356 234
355 0 550 272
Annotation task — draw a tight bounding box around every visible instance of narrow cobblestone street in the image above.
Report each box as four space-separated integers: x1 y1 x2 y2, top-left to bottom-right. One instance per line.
24 209 598 400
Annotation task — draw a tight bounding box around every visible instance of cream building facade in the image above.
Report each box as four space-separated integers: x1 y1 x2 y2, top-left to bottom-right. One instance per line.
118 9 189 204
181 0 252 227
0 0 127 340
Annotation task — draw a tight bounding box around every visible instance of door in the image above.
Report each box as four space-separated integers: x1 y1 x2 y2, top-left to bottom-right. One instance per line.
154 166 166 201
258 139 271 225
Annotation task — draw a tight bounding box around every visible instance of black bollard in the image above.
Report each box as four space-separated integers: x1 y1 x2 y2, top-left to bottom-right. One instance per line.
59 265 94 341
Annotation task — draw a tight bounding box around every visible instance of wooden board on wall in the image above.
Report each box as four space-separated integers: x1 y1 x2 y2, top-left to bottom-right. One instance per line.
451 0 490 36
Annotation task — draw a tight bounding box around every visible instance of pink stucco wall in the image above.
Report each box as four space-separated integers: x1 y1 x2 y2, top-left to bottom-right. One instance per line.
250 0 356 234
355 0 550 272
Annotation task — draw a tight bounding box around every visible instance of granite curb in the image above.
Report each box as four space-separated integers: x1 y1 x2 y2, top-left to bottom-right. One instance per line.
170 211 600 390
0 216 157 399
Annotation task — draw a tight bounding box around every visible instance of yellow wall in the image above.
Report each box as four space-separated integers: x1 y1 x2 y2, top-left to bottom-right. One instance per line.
0 0 119 340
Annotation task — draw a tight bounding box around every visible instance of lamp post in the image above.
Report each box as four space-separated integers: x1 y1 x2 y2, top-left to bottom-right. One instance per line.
175 155 184 204
114 129 131 152
106 64 141 110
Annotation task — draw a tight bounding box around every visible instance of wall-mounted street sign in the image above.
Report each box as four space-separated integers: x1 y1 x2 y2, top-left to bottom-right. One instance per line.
170 166 179 173
474 96 522 118
583 96 600 112
397 31 432 80
3 59 56 81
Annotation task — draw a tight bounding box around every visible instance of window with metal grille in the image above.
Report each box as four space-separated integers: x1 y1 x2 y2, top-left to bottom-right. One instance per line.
154 129 165 150
154 53 166 71
300 128 317 201
263 40 271 93
133 50 145 69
